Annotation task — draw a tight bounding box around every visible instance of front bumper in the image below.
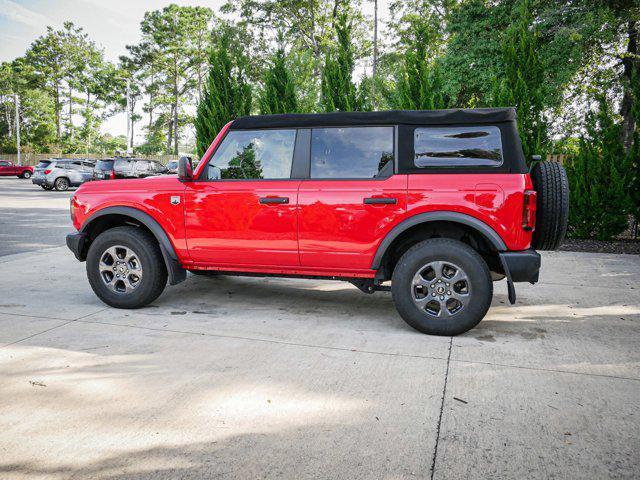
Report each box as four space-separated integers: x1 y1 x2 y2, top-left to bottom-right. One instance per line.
499 249 540 284
66 232 88 261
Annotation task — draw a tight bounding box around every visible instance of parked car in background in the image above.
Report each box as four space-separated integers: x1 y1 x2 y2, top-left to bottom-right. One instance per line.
31 159 95 191
0 160 34 179
166 160 178 174
93 158 168 180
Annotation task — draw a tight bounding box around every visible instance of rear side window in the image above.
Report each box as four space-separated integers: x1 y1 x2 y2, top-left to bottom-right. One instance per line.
310 127 394 179
205 129 296 180
95 160 114 171
413 126 503 167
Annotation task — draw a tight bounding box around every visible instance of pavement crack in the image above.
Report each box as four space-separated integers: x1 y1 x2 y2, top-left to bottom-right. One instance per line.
0 308 109 349
430 336 452 480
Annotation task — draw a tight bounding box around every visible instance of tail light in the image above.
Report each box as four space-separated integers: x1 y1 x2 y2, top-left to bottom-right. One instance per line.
44 169 51 175
522 190 537 231
110 169 115 180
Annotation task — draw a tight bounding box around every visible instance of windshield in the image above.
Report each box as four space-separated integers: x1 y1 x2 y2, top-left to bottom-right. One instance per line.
95 160 114 171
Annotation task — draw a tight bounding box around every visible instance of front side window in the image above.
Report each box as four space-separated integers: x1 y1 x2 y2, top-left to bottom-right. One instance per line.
414 126 503 167
310 126 394 179
205 129 296 180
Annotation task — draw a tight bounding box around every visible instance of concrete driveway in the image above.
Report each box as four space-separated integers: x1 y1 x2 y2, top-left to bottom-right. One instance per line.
0 178 639 479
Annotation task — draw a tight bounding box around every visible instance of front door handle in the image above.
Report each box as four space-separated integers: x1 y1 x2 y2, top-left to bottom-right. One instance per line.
363 197 397 205
260 196 289 205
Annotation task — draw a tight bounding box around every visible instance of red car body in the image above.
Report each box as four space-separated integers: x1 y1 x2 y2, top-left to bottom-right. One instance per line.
70 121 534 280
0 161 34 178
67 108 570 335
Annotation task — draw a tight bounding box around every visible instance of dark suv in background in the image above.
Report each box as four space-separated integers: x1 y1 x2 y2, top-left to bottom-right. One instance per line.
93 158 167 180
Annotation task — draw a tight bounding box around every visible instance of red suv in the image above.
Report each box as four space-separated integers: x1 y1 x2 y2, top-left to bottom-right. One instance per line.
66 109 568 335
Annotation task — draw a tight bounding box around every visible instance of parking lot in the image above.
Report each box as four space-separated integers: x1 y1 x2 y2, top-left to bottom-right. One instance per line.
0 176 639 479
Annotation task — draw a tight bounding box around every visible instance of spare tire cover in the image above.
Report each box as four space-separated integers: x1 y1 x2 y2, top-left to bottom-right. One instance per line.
530 161 569 251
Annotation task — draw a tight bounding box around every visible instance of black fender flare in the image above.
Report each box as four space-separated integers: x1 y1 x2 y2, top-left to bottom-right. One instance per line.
80 206 186 285
371 211 507 270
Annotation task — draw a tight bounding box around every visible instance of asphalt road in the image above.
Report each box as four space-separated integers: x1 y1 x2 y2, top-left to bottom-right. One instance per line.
0 176 639 479
0 177 74 256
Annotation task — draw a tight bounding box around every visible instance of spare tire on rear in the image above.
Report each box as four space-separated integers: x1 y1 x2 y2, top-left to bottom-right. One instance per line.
530 160 569 251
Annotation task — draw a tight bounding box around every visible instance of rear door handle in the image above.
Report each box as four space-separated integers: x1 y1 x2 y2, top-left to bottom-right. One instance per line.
363 197 397 205
260 197 289 205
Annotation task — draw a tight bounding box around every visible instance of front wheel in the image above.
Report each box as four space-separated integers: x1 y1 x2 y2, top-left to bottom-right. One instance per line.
86 226 167 308
391 238 493 336
21 171 32 179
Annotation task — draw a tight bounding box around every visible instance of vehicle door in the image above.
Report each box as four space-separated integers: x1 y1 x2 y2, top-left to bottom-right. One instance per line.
297 126 407 270
65 161 85 185
184 128 302 267
0 161 13 176
80 161 95 183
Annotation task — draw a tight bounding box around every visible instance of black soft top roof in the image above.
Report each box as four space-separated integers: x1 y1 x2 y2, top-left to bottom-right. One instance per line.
230 108 516 130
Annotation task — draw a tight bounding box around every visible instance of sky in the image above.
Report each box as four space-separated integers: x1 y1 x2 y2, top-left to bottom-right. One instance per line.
0 0 390 139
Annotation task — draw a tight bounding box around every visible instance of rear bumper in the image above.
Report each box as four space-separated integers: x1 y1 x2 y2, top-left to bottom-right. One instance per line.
499 249 540 284
31 177 50 186
66 232 88 261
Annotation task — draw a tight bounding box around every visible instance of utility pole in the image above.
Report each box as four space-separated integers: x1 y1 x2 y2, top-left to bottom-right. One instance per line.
125 79 132 155
14 94 21 166
372 0 378 110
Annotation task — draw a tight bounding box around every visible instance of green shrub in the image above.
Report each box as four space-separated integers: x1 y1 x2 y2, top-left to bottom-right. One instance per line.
566 97 632 240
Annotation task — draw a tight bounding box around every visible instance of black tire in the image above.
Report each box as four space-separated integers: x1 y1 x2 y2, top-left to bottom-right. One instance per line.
21 171 32 179
391 238 493 336
530 161 569 251
54 177 70 191
86 226 167 308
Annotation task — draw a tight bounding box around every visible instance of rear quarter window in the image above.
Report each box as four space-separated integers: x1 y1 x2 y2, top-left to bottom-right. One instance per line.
413 126 503 168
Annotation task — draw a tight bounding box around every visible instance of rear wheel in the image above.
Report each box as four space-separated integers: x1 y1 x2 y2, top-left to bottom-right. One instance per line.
86 226 167 308
530 161 569 250
54 177 70 191
392 238 492 336
41 185 53 190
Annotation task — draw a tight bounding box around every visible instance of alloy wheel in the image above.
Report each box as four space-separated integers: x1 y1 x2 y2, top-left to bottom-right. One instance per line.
411 261 470 317
98 245 143 294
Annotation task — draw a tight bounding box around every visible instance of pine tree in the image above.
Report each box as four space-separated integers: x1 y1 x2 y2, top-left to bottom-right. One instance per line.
258 47 298 115
566 97 632 240
320 11 359 112
392 22 448 110
628 68 640 235
492 0 547 164
194 33 251 158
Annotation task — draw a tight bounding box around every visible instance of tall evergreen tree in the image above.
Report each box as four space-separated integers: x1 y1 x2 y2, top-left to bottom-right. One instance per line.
492 0 547 163
320 11 359 112
389 10 448 110
195 33 251 158
566 97 632 240
259 47 298 115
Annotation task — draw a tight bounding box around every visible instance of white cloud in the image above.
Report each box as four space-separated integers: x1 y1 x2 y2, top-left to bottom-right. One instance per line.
0 0 50 30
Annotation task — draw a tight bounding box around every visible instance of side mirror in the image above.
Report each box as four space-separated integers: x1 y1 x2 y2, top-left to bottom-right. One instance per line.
178 156 193 182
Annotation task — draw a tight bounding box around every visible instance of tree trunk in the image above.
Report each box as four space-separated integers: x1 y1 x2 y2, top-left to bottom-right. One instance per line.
68 83 73 138
173 56 179 155
55 84 61 141
166 111 173 155
621 20 638 151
